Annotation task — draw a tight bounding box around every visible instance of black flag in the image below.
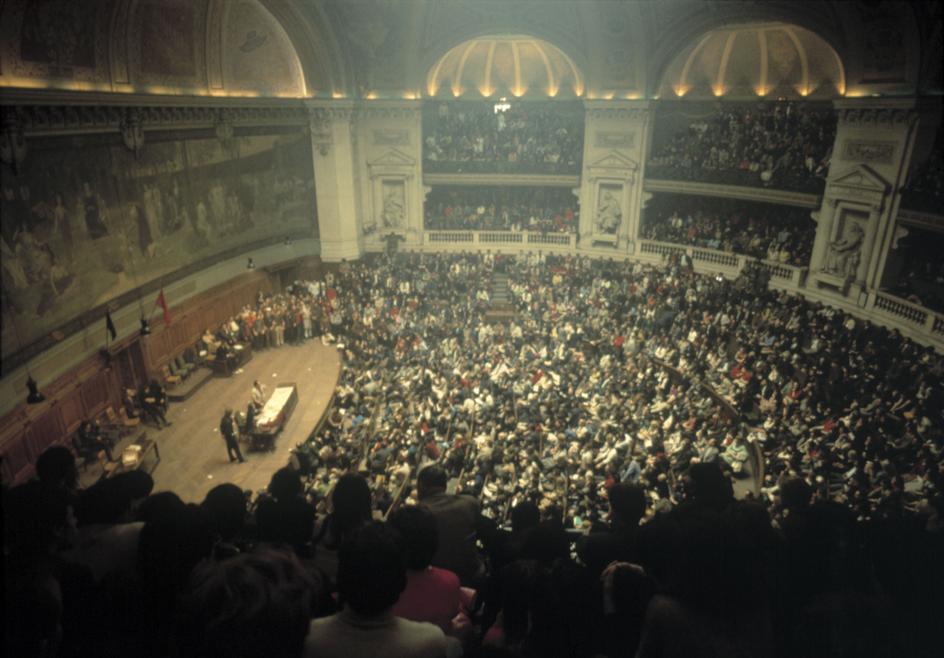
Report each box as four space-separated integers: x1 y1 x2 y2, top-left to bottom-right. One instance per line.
106 310 117 341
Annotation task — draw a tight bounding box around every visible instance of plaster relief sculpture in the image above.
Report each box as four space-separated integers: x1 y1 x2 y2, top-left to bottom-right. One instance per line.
825 222 864 279
595 189 622 234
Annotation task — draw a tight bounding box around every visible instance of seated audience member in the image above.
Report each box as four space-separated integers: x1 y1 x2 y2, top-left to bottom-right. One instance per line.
75 419 115 462
577 482 647 579
483 560 569 658
138 384 171 428
3 481 98 658
600 561 656 658
312 472 374 586
73 470 154 527
418 464 485 586
256 467 316 554
303 522 452 658
35 445 80 497
201 482 249 546
175 548 317 658
122 387 141 420
389 505 468 638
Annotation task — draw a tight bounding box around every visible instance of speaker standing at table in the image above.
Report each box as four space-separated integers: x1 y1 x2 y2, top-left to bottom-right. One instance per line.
220 409 246 463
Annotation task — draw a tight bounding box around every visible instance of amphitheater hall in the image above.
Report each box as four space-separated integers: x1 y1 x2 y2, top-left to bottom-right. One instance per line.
1 1 942 657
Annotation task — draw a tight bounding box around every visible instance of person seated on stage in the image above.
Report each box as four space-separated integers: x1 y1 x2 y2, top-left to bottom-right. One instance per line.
123 388 141 421
251 380 267 407
201 327 220 356
76 419 115 462
215 341 232 363
245 401 258 434
138 384 171 429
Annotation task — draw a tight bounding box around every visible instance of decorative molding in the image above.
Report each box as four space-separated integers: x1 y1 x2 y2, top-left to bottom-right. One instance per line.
585 107 649 121
594 131 635 148
586 150 638 171
368 147 415 168
841 139 896 164
2 102 309 135
361 106 421 120
372 128 410 146
836 107 918 128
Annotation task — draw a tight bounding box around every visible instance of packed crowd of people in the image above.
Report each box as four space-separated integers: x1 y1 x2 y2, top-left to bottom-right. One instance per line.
424 187 578 232
902 133 944 213
647 101 836 192
641 194 816 266
5 252 942 658
423 102 584 173
886 229 944 313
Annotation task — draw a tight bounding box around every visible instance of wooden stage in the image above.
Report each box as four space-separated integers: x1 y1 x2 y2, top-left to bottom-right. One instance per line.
93 341 341 503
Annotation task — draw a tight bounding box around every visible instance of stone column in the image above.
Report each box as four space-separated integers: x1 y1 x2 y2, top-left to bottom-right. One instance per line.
305 101 362 262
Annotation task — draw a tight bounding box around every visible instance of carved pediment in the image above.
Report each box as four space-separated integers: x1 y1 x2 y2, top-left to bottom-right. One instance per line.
586 150 638 172
827 164 889 194
368 148 416 167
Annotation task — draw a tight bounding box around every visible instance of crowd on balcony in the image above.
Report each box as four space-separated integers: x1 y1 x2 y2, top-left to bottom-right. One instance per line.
6 252 941 658
647 102 836 192
423 102 584 173
424 186 578 232
641 194 816 266
902 134 944 213
887 229 944 313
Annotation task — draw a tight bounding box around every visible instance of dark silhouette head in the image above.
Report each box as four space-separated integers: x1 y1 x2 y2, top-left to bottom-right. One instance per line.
388 505 439 570
336 521 407 616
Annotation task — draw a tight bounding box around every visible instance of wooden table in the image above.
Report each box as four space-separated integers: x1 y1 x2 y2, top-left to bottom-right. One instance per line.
107 435 161 478
251 383 298 451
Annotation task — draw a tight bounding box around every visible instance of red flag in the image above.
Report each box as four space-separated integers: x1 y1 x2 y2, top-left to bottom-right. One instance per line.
156 288 172 326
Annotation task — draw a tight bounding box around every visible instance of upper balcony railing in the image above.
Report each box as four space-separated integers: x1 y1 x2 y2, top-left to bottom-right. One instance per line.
423 159 582 176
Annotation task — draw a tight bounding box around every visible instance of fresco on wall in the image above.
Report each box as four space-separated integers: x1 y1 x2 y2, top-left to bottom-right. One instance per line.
19 0 99 71
0 130 317 359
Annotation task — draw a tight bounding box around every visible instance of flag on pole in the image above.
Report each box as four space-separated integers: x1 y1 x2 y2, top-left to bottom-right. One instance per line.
105 310 117 341
156 288 172 326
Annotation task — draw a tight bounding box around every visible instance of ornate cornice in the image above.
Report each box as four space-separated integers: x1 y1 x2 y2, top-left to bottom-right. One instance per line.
1 102 309 134
833 98 919 128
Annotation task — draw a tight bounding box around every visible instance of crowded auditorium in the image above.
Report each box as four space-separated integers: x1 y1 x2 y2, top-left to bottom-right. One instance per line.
1 2 942 658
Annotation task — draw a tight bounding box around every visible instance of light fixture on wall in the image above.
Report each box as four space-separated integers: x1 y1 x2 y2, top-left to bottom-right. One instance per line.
284 236 293 246
139 317 151 336
8 312 45 404
26 375 45 404
247 257 256 270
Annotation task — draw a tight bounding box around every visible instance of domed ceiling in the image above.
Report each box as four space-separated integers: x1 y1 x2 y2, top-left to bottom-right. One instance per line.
426 36 584 99
658 23 845 100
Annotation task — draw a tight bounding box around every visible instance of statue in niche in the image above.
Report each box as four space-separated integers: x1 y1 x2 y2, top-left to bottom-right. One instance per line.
595 190 622 234
381 185 405 228
825 221 865 279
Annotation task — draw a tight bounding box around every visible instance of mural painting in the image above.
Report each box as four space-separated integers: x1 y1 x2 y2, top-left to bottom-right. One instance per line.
1 129 317 359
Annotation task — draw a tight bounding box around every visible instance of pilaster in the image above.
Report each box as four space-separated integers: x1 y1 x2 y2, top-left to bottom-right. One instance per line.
809 99 919 299
305 100 362 262
579 100 653 254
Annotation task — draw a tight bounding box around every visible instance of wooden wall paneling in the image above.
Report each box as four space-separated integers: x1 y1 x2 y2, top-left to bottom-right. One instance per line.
80 370 113 420
24 408 66 461
2 432 33 485
58 388 87 437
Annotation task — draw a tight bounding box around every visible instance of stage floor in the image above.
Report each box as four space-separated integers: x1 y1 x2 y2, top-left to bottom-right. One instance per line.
104 341 341 503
